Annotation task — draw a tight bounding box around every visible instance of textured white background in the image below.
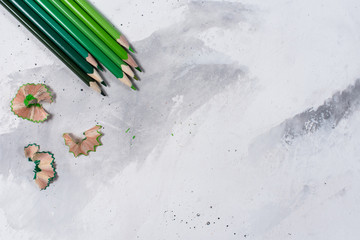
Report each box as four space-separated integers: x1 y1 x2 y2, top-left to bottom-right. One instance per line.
1 0 360 239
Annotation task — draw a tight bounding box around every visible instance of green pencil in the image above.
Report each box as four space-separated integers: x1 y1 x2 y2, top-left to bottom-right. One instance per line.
48 0 137 82
74 0 134 53
60 0 140 71
0 0 104 95
23 0 103 75
10 0 103 85
36 0 136 89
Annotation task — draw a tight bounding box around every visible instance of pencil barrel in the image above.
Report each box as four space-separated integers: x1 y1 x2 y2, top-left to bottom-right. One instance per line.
10 0 95 76
46 0 130 79
0 0 95 88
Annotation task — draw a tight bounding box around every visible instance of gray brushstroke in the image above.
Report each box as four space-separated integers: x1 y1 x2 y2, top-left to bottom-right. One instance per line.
249 79 360 158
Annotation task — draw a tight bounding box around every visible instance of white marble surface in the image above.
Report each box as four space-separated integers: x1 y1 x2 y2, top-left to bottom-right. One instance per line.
1 0 360 239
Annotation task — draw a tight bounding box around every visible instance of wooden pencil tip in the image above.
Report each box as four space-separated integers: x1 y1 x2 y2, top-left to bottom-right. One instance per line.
86 53 99 69
133 75 139 80
89 81 102 95
129 46 135 53
135 67 142 72
131 85 137 91
101 81 107 87
89 69 103 84
118 74 133 88
101 90 107 96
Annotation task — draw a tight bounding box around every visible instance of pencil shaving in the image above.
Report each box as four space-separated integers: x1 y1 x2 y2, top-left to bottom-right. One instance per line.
63 125 103 157
24 143 40 159
11 83 53 123
24 144 56 190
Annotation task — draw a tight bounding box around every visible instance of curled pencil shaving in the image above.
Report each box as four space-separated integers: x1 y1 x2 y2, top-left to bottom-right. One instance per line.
11 84 53 123
63 125 103 157
24 144 56 190
24 144 40 159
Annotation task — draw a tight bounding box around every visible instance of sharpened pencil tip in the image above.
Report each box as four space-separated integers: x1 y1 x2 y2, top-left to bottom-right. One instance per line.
101 90 107 96
131 85 137 91
133 75 139 80
101 81 107 86
129 46 135 53
135 67 142 72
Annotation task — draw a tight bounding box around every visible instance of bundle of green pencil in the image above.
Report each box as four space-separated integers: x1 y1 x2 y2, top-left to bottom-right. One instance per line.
0 0 140 95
